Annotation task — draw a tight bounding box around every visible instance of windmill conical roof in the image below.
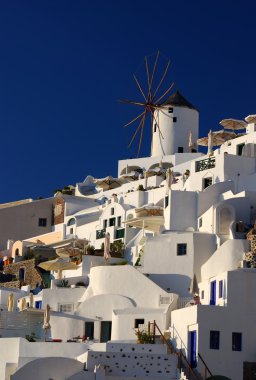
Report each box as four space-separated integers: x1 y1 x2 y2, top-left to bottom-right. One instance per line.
162 90 197 111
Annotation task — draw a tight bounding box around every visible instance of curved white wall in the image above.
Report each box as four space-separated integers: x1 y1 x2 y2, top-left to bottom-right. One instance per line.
151 106 199 156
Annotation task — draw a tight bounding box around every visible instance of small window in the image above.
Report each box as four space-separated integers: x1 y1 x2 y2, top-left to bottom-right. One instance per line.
177 243 187 256
15 248 19 256
38 218 47 227
70 228 74 234
201 290 204 300
199 218 202 228
154 123 157 132
117 216 121 227
173 117 177 122
178 146 183 153
109 217 116 227
232 332 242 351
203 177 212 189
59 303 73 313
210 331 220 350
111 208 114 215
237 143 245 156
165 195 169 208
134 318 144 328
103 219 108 229
168 107 173 113
219 280 223 298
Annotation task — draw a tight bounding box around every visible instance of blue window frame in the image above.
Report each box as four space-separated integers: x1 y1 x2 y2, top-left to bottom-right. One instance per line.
219 280 223 298
232 332 242 351
210 330 220 350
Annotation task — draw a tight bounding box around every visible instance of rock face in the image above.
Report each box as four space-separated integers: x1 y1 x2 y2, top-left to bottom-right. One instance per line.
0 258 42 289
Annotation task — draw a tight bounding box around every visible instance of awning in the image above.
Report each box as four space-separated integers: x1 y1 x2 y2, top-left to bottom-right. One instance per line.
123 216 164 233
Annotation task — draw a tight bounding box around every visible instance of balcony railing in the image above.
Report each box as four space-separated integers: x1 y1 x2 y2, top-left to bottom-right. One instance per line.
195 157 215 172
96 229 106 239
115 228 125 239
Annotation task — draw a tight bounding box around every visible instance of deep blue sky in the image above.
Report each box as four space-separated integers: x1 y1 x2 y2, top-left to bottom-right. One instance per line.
0 1 255 203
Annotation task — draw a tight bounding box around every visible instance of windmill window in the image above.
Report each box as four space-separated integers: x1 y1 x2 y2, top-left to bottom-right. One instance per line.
173 117 177 122
154 124 157 133
168 107 173 113
177 243 187 256
232 332 242 351
237 143 245 156
210 330 220 350
38 218 47 227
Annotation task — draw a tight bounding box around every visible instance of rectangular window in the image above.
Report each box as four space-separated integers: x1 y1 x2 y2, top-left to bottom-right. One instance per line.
237 143 245 156
70 228 73 234
109 217 116 227
111 207 115 215
177 243 187 256
154 123 157 132
173 116 177 122
199 218 202 228
117 216 121 227
178 146 183 153
134 318 144 328
59 303 73 313
168 107 173 113
38 218 47 227
103 219 108 229
232 332 242 351
219 280 223 298
165 195 169 208
210 330 220 350
203 177 212 189
201 290 204 299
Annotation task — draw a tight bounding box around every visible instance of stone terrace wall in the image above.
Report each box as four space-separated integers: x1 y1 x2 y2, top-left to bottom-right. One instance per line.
3 259 42 290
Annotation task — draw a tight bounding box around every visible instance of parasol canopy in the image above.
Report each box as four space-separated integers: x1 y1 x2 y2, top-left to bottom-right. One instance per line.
43 304 51 341
38 258 79 276
7 293 14 312
104 232 111 262
245 114 256 124
197 130 236 154
189 274 199 295
219 118 247 130
123 215 164 233
95 176 124 191
56 247 81 258
20 298 27 311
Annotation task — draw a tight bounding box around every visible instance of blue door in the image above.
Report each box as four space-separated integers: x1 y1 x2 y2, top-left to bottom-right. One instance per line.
189 330 197 368
210 281 216 305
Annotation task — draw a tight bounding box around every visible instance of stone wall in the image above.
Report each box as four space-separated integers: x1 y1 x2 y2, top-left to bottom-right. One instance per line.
53 196 65 225
0 280 20 289
3 259 42 290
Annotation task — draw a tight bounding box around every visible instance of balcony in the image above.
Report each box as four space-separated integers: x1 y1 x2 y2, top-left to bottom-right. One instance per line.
195 157 215 172
96 229 106 239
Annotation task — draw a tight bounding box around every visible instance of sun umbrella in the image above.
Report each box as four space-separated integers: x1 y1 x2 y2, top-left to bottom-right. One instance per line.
245 114 256 124
20 298 27 311
43 304 51 341
56 247 81 258
188 130 194 151
166 168 173 192
38 258 78 279
104 232 111 262
189 274 199 296
29 292 34 308
7 293 14 312
95 176 124 191
208 130 213 155
220 118 247 130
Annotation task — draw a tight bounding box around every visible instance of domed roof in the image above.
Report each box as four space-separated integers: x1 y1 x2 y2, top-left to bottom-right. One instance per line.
162 90 197 111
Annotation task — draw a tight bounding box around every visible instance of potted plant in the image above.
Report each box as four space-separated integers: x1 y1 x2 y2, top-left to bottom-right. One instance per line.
134 328 154 344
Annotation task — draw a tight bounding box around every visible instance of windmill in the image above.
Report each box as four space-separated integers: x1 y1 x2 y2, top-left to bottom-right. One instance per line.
120 52 175 157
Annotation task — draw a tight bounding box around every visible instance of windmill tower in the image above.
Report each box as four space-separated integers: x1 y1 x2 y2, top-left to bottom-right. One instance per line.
151 90 199 157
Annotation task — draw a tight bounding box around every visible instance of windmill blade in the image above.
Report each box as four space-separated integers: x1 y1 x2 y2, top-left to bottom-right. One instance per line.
123 110 146 128
137 111 147 157
133 74 147 102
155 82 175 104
128 113 145 148
119 98 146 107
150 108 164 140
145 56 151 98
148 51 160 99
152 60 171 100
